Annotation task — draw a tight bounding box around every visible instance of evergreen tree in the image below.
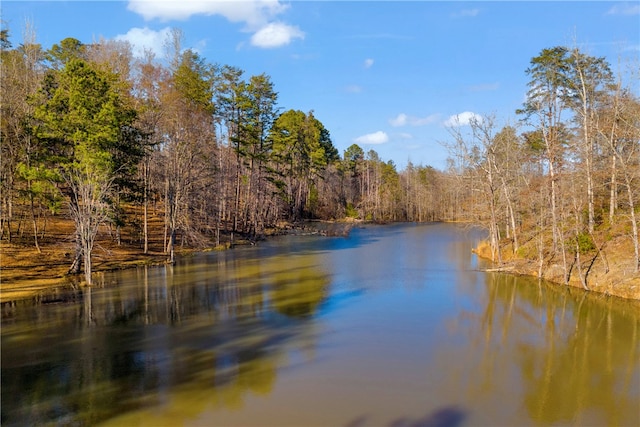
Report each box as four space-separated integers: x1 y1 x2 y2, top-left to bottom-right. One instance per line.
33 57 138 284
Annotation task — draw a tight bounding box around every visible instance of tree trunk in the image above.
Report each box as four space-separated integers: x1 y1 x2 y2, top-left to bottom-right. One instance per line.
167 228 176 264
501 175 519 254
83 243 93 285
27 182 41 253
68 232 83 275
549 161 559 251
143 160 149 254
624 174 640 272
233 151 241 238
586 147 595 233
609 154 617 224
163 178 169 254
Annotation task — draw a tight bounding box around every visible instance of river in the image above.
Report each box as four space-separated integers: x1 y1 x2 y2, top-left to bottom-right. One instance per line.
2 223 639 426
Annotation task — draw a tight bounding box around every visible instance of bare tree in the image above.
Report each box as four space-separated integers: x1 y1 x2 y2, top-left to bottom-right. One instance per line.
1 22 50 247
599 84 640 272
64 167 116 285
566 47 613 233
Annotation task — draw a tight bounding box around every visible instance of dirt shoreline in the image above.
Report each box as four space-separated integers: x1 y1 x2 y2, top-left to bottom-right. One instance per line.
474 241 640 301
0 220 357 303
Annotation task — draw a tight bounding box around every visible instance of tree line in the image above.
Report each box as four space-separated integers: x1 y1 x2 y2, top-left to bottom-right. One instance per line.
1 29 450 284
2 27 638 288
445 46 639 288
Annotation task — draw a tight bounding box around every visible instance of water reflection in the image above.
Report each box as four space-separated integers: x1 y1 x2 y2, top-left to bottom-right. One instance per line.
347 406 467 427
2 224 639 426
514 281 640 426
441 273 640 426
1 246 330 426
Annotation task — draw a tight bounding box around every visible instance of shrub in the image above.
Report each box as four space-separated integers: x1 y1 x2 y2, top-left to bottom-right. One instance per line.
576 232 595 254
345 203 358 219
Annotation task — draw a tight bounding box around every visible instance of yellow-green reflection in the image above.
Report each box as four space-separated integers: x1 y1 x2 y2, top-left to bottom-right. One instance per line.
2 225 639 426
438 273 640 426
1 243 329 426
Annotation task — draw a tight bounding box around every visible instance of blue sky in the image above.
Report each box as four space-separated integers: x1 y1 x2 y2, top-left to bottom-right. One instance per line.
2 1 639 170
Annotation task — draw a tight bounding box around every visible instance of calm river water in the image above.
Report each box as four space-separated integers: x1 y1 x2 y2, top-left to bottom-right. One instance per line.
2 223 639 426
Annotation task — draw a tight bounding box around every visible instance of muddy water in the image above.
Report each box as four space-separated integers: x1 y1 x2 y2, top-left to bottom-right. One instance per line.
2 223 639 426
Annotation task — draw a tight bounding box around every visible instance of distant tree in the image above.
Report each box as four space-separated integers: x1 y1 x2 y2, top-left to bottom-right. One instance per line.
243 73 279 237
86 38 145 245
46 37 86 69
269 110 330 219
315 115 339 163
379 159 401 221
445 115 504 262
343 143 364 174
342 143 365 214
491 124 523 254
0 27 10 50
160 49 215 262
131 50 166 253
216 64 247 242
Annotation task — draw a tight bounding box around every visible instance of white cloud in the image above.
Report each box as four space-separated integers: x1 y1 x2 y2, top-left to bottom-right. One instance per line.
399 133 413 139
606 3 640 15
127 0 303 49
389 113 440 127
390 113 408 127
461 9 480 17
354 131 389 145
127 0 288 27
115 26 172 58
411 114 441 126
444 111 483 127
345 85 363 93
250 22 304 48
364 58 374 68
452 8 480 18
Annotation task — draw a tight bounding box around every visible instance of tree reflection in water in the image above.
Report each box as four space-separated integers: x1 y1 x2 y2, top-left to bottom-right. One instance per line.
2 225 639 426
1 250 330 426
440 273 640 426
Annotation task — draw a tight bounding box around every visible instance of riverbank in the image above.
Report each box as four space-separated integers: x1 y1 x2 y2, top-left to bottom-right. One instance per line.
4 218 638 303
0 219 358 303
474 235 640 301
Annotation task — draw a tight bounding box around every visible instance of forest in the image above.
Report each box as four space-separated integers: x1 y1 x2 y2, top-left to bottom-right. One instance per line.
1 28 639 294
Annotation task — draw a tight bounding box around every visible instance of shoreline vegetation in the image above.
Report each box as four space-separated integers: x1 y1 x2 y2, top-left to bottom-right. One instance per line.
2 218 638 303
